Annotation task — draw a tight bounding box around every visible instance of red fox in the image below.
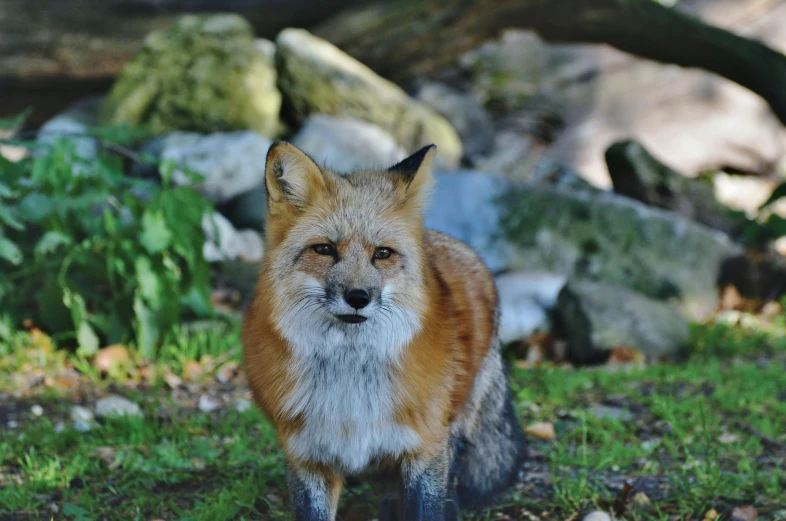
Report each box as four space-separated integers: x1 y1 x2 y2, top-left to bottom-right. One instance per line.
242 142 525 521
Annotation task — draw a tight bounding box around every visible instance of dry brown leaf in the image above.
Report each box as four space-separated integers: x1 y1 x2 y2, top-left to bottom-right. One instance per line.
164 372 183 390
93 345 131 374
183 361 203 381
524 421 556 440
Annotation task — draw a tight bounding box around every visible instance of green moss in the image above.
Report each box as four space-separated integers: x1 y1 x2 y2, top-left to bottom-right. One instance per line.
100 15 281 138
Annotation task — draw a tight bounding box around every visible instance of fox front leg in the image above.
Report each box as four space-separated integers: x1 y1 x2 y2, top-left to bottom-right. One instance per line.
286 464 342 521
399 447 453 521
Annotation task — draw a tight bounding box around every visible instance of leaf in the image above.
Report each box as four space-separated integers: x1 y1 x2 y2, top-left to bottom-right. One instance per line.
134 295 160 359
760 180 786 210
17 192 54 222
0 236 22 265
524 421 557 440
76 321 100 356
62 502 93 521
135 256 161 309
0 203 23 230
34 231 73 258
140 210 172 254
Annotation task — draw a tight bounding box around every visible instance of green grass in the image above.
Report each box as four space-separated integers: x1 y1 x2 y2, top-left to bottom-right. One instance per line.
1 320 785 520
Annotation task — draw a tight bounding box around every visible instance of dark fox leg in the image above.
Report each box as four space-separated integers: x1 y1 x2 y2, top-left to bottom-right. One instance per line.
398 446 451 521
286 464 342 521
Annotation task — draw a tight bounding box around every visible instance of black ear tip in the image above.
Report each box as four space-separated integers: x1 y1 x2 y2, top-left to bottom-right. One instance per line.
388 144 438 175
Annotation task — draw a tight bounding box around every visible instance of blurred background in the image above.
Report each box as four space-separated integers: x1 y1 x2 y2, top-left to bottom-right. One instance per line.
1 1 785 520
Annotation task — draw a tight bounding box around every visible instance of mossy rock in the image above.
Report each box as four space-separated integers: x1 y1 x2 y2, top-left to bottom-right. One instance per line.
275 28 462 169
100 14 281 137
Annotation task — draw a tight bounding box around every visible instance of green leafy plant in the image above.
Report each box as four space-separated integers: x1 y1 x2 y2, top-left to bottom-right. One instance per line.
0 125 215 357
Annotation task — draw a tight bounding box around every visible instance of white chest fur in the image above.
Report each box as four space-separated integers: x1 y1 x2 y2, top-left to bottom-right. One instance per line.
282 341 421 474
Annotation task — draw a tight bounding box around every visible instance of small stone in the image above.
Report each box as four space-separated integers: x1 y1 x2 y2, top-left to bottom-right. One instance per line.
54 422 65 433
633 492 651 506
583 512 612 521
718 432 739 444
95 395 143 419
31 404 44 416
198 395 219 413
71 405 95 432
8 420 18 429
234 398 253 412
588 405 633 421
524 421 556 440
732 506 759 521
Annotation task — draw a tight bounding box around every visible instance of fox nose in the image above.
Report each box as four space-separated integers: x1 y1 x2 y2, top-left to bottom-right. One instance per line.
344 289 370 310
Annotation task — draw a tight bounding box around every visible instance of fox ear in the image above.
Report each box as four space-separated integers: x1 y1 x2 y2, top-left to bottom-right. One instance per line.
265 142 325 212
388 145 437 210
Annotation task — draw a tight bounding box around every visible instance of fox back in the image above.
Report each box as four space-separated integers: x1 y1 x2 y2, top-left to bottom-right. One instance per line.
242 142 525 521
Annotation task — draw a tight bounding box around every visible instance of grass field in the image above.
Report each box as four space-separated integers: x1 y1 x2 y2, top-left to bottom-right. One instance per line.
1 318 784 520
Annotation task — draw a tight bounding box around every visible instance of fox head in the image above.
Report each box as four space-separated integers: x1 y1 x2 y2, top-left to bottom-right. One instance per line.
262 142 437 355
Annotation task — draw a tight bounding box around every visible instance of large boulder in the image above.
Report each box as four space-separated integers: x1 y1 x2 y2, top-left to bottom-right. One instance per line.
605 139 748 237
495 271 566 344
415 82 495 162
100 15 281 138
275 28 462 169
424 171 741 319
292 115 406 172
556 280 690 364
141 131 272 204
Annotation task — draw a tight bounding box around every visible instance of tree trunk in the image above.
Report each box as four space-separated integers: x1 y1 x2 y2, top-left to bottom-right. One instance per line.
313 0 786 126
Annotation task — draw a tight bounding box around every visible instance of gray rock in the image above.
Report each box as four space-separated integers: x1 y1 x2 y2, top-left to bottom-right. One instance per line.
198 395 219 413
234 398 253 412
424 171 511 273
276 28 462 169
425 171 739 318
222 186 267 231
70 405 96 432
606 139 747 236
37 97 102 162
495 271 566 344
557 280 690 364
292 115 406 172
416 82 495 161
95 395 143 419
100 15 281 137
144 131 273 203
500 182 741 319
203 212 264 263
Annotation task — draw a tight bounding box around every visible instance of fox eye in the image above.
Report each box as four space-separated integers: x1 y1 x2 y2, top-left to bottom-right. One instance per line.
312 244 336 256
373 247 393 260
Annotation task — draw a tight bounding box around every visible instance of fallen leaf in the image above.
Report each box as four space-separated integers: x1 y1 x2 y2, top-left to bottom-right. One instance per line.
703 509 720 521
164 372 182 390
94 447 119 469
93 345 131 374
183 361 203 381
524 422 556 440
216 361 240 384
606 346 646 371
718 432 739 444
632 492 651 506
732 506 758 521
